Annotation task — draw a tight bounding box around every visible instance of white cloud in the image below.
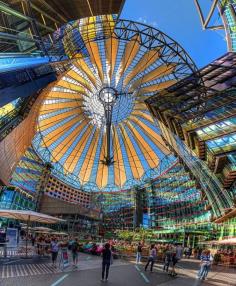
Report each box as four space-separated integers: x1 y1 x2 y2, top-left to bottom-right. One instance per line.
137 16 158 28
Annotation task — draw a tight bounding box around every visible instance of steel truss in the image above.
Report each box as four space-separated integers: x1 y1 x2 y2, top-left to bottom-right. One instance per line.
46 18 197 75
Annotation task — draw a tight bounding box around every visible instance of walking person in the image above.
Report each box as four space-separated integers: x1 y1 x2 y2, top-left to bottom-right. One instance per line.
31 234 36 246
176 244 183 261
101 243 112 282
170 250 178 276
197 250 212 280
187 247 192 259
51 237 59 267
136 242 142 264
145 244 156 273
184 247 189 258
71 238 79 267
163 246 172 273
169 244 183 276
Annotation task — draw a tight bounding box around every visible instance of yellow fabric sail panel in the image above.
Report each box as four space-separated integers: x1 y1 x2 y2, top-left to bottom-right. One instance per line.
124 48 161 86
79 129 100 184
125 121 159 169
119 34 141 76
66 71 93 92
105 36 119 82
79 16 97 42
129 115 170 155
38 108 82 130
113 126 127 187
57 79 88 95
131 110 154 123
0 102 15 117
48 91 84 100
52 119 89 162
40 101 84 115
119 124 144 180
133 102 148 111
130 63 177 90
85 41 104 83
96 133 108 189
137 80 177 95
74 58 98 87
42 116 80 148
63 126 92 173
102 15 116 37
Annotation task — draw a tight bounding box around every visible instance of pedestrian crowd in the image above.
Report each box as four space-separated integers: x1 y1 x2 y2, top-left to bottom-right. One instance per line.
22 234 219 282
50 238 216 281
136 243 184 277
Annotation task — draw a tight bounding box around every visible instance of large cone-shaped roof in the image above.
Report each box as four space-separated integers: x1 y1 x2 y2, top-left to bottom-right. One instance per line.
33 16 196 191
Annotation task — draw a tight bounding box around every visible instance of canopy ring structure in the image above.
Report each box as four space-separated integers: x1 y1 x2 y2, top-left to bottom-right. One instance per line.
33 16 198 192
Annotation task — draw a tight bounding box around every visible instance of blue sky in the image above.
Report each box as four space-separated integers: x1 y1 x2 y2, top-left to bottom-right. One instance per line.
121 0 227 68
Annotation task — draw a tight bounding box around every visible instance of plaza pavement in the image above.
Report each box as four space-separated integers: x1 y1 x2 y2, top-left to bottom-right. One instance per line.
0 253 235 286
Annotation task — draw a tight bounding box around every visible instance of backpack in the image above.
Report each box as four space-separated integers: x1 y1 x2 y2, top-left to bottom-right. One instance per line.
71 242 78 252
165 251 172 262
137 245 142 253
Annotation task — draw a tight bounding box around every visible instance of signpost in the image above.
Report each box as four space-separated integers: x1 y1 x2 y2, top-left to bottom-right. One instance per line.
0 229 7 258
6 228 18 248
59 247 69 269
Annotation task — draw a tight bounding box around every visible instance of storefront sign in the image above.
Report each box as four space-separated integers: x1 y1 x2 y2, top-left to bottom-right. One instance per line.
6 228 18 247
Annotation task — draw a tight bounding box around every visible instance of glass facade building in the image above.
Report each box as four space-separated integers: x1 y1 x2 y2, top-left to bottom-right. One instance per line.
0 186 35 210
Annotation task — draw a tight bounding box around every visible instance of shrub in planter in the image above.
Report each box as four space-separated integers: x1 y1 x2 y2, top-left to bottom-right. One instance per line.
213 253 221 265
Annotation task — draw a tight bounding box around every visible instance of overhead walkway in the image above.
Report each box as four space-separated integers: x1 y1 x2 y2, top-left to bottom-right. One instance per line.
0 55 52 73
0 58 57 143
0 60 57 107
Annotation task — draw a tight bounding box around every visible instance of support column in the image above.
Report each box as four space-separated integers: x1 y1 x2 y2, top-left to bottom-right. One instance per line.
35 163 52 211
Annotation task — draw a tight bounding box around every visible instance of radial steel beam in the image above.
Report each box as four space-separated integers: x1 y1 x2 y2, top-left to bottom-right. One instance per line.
203 0 219 29
0 2 54 32
25 0 48 55
0 31 37 42
194 0 224 30
0 1 31 21
37 0 67 23
11 0 66 24
26 2 61 24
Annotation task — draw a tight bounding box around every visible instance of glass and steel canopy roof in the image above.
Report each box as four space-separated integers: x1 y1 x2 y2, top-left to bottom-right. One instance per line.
33 16 196 191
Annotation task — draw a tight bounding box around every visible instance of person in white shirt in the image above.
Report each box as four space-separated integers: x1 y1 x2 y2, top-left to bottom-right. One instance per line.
51 238 59 267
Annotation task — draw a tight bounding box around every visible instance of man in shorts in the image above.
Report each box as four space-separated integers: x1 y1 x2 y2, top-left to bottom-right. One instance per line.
170 245 183 276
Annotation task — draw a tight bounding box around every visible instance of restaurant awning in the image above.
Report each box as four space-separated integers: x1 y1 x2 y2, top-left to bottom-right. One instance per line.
218 237 236 245
33 226 53 232
0 209 65 257
0 209 65 224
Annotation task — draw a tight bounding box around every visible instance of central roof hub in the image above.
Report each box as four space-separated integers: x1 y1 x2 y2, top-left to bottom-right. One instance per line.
98 87 118 105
